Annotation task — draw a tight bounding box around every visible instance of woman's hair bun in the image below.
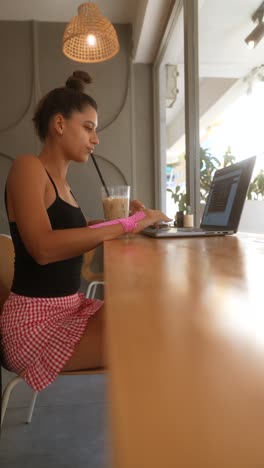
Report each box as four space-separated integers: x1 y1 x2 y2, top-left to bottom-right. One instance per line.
65 70 93 92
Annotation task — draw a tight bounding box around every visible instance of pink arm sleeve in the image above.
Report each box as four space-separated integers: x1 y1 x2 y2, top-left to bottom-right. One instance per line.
88 211 146 233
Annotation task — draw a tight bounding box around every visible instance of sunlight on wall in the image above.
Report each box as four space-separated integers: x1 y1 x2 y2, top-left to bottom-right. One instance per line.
201 81 264 174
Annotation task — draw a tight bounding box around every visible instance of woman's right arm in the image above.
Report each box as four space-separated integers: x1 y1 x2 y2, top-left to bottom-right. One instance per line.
7 155 170 265
7 155 126 265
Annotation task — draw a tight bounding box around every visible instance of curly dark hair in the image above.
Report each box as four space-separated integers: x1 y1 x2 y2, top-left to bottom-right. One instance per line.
32 70 97 142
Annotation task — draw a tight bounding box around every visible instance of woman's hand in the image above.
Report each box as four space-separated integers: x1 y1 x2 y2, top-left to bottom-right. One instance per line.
130 199 145 214
132 209 172 234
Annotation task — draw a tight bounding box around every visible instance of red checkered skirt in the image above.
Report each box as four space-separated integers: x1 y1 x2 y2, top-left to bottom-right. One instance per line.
0 292 103 392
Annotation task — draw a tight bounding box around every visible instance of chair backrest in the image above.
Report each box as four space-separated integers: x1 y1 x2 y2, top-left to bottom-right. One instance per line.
0 234 14 312
81 249 103 282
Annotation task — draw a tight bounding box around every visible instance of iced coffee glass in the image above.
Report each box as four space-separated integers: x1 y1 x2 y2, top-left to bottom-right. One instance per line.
101 185 130 220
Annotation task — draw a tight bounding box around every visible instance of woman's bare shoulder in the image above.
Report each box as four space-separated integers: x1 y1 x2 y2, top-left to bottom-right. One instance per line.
11 154 41 167
9 154 45 177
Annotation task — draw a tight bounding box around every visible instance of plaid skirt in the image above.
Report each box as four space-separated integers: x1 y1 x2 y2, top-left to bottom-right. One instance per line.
0 292 103 392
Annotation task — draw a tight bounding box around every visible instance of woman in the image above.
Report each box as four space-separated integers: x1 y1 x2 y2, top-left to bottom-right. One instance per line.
0 70 170 392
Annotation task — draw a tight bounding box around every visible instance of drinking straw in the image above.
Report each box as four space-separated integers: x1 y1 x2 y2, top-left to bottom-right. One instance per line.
91 153 110 197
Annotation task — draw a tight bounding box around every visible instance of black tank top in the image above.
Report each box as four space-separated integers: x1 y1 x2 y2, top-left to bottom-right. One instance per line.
5 172 87 297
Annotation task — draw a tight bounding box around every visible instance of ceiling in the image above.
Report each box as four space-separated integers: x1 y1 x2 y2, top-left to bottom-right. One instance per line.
0 0 263 66
0 0 173 63
1 0 263 134
164 0 264 76
164 0 264 128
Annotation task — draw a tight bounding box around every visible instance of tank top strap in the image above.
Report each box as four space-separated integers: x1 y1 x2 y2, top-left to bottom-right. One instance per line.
70 189 77 202
45 170 59 197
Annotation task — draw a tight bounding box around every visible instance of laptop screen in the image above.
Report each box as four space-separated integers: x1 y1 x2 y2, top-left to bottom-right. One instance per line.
202 168 242 226
200 156 256 232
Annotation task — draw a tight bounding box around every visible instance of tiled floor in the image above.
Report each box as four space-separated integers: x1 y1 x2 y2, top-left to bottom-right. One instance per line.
0 369 110 467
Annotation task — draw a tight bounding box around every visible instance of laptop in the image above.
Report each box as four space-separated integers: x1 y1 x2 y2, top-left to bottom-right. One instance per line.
143 155 256 238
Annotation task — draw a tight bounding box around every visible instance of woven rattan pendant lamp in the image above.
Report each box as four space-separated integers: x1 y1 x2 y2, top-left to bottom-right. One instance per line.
63 2 120 63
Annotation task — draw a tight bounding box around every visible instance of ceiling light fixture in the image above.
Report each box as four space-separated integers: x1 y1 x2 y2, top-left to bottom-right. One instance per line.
63 2 120 63
245 1 264 49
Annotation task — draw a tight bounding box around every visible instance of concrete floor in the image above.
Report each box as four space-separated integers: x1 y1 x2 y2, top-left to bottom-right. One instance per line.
0 364 110 467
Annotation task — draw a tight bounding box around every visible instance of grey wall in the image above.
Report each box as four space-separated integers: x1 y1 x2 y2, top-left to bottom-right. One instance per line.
0 20 155 234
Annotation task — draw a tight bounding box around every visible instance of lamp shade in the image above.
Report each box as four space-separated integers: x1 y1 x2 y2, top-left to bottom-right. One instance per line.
63 2 120 63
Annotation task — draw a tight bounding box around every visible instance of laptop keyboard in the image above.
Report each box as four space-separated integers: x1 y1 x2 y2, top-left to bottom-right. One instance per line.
177 227 203 232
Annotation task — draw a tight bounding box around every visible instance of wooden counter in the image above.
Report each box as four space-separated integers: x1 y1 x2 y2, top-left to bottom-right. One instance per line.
104 234 264 468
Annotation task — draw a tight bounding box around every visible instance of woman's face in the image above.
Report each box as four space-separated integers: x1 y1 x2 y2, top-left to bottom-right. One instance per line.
59 106 99 163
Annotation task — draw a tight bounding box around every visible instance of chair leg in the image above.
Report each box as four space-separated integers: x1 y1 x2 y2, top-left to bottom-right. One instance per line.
26 391 38 424
85 281 104 299
1 376 24 427
90 283 97 299
86 281 96 298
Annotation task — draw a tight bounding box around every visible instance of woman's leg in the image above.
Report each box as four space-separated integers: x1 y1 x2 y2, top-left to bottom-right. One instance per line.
61 304 106 372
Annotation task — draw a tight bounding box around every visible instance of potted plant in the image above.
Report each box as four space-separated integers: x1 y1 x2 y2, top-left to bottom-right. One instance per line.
247 170 264 200
167 147 264 208
167 185 187 212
